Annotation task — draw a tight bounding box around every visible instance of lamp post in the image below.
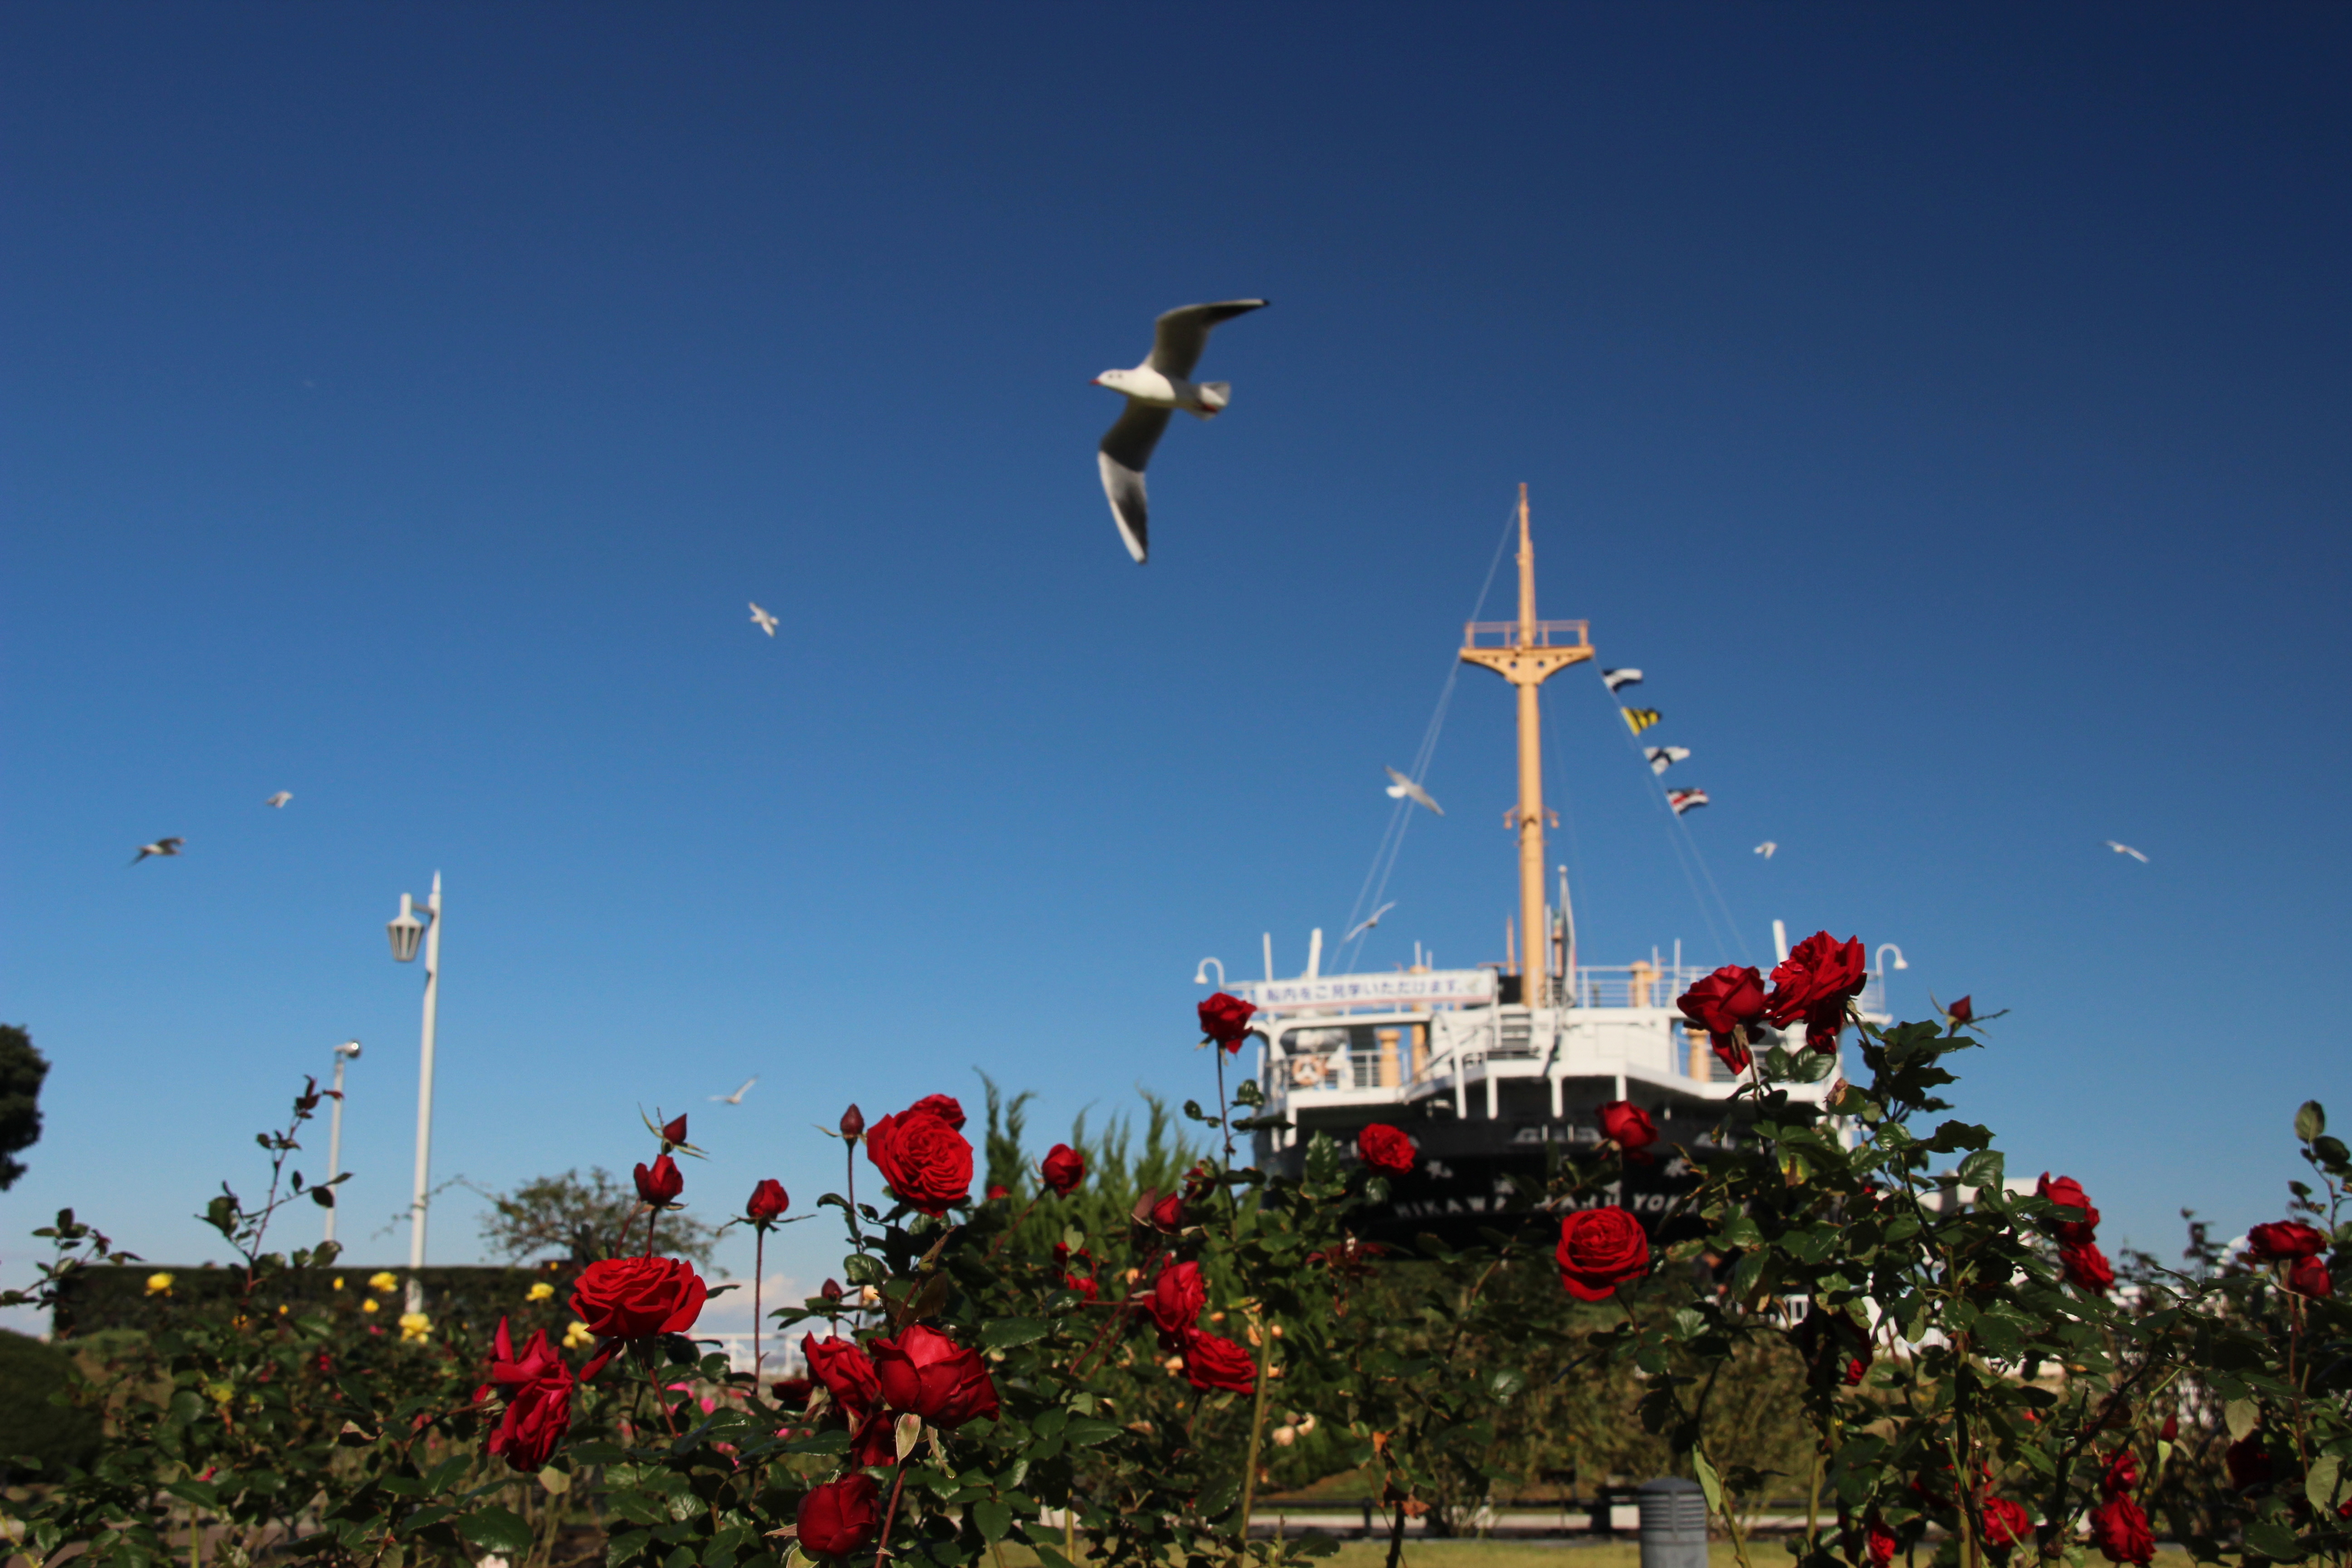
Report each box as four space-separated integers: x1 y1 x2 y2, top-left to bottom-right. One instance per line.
1876 943 1908 979
1192 958 1226 989
387 874 441 1316
323 1040 361 1246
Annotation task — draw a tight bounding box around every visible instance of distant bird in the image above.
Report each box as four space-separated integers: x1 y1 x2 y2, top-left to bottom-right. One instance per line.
1754 841 1778 859
1643 745 1689 776
708 1076 759 1105
131 837 184 864
265 791 293 808
1343 902 1397 943
2103 841 2149 863
1602 668 1643 692
749 603 778 637
1383 766 1444 816
1622 707 1662 737
1666 788 1709 816
1093 299 1268 563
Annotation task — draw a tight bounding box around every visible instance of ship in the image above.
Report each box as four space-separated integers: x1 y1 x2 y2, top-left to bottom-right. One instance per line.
1234 488 1883 1242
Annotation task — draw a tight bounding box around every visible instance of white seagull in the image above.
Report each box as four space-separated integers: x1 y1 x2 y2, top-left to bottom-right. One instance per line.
708 1076 759 1105
1093 299 1268 563
131 837 184 864
265 791 293 808
2103 841 2149 863
749 603 778 637
1343 902 1397 943
1383 766 1444 816
1754 841 1778 859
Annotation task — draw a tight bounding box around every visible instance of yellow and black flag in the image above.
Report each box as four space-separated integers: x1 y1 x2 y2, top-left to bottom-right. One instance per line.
1622 706 1662 736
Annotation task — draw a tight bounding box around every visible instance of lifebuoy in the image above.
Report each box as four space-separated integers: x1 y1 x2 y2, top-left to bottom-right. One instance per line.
1289 1055 1326 1088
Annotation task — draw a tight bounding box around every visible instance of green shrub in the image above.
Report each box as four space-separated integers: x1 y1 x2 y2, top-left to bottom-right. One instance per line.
0 1328 100 1479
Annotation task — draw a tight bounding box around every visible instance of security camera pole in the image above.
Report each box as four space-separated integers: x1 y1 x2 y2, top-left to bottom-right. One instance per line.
323 1039 362 1245
387 874 442 1316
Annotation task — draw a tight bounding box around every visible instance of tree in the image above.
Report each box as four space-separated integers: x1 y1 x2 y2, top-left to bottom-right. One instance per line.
0 1024 49 1191
472 1165 719 1267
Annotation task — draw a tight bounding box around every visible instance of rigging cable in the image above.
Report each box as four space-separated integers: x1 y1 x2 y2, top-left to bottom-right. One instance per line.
1594 667 1754 966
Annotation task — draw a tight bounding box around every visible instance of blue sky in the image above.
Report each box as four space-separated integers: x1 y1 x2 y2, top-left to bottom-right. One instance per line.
3 5 2346 1311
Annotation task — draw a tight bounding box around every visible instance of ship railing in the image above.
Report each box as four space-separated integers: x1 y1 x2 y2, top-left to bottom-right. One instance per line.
1462 618 1591 651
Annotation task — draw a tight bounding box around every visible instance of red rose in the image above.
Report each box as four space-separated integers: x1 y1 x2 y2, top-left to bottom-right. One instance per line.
1199 992 1259 1054
1041 1143 1086 1196
1356 1123 1416 1175
870 1323 1000 1429
2289 1255 2332 1298
2036 1174 2101 1245
570 1256 707 1341
2090 1495 2153 1565
2226 1432 2272 1492
487 1368 572 1471
1947 995 1974 1025
1676 965 1765 1071
1182 1328 1257 1394
1763 931 1867 1053
803 1334 881 1418
839 1103 866 1141
633 1154 684 1208
1597 1100 1657 1153
1149 1259 1207 1338
487 1316 565 1385
1065 1273 1099 1301
2060 1242 2114 1295
866 1100 975 1215
746 1179 789 1226
797 1472 881 1559
1556 1205 1650 1302
1149 1192 1186 1231
1866 1524 1896 1568
2101 1450 2138 1499
1981 1497 2031 1549
986 1184 1011 1200
2249 1220 2328 1259
660 1113 688 1147
906 1093 967 1130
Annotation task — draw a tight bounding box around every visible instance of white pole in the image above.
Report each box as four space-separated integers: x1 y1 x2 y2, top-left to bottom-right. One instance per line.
324 1053 350 1245
406 872 441 1316
1262 932 1273 983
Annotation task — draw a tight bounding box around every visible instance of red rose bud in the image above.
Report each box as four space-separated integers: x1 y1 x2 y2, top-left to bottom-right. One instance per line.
1065 1273 1100 1300
1556 1205 1651 1302
2248 1220 2328 1259
2060 1242 2115 1295
1181 1327 1257 1393
865 1100 975 1216
2288 1255 2333 1298
1597 1100 1658 1153
633 1154 685 1208
1981 1498 2031 1549
820 1278 844 1302
1356 1123 1417 1175
802 1333 882 1417
660 1113 688 1147
745 1179 789 1226
2036 1173 2102 1245
1041 1143 1087 1195
2160 1415 2179 1441
1676 965 1765 1070
2225 1432 2273 1492
796 1472 881 1559
568 1256 708 1341
869 1323 1000 1429
1198 992 1259 1054
1947 995 1974 1024
986 1184 1010 1200
2090 1495 2153 1565
906 1093 967 1130
1763 931 1868 1054
838 1103 866 1142
1150 1192 1186 1232
1148 1259 1207 1339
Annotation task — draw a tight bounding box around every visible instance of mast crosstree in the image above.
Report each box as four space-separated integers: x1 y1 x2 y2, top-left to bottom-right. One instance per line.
1457 485 1592 1002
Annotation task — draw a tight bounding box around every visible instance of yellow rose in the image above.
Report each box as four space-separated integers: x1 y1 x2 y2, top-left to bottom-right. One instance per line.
332 1277 345 1291
526 1282 554 1302
397 1312 432 1343
368 1271 399 1293
562 1320 595 1350
144 1272 175 1296
361 1299 379 1315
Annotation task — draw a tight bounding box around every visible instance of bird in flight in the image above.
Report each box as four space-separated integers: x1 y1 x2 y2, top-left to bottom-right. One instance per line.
265 791 293 808
132 838 184 864
1343 902 1397 943
2103 841 2149 863
749 603 778 637
1644 745 1690 776
708 1076 759 1105
1754 841 1778 859
1383 767 1444 816
1093 299 1268 563
1602 668 1643 692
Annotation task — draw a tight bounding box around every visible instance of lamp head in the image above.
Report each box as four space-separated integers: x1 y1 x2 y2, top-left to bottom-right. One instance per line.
387 892 426 963
336 1040 363 1059
1193 963 1210 985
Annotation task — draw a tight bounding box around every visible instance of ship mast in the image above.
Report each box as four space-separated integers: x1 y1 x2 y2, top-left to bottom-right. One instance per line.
1459 485 1592 1004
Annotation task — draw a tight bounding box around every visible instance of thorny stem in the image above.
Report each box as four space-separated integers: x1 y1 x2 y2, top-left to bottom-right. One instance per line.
872 1452 914 1568
847 1142 866 1255
753 1226 766 1392
1233 1308 1277 1567
985 1193 1044 1263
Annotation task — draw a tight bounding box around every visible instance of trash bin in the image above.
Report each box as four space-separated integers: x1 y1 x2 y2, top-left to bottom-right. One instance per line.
1638 1477 1708 1568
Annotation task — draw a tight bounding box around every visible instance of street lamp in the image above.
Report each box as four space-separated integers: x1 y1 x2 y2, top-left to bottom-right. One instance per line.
1876 943 1908 978
323 1040 361 1246
387 874 442 1315
1193 958 1226 988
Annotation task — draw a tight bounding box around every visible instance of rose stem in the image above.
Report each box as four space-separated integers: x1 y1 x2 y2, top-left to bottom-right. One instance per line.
846 1141 865 1255
871 1452 914 1568
1232 1308 1276 1567
643 1343 683 1438
1213 1046 1236 1174
752 1223 765 1398
984 1191 1044 1263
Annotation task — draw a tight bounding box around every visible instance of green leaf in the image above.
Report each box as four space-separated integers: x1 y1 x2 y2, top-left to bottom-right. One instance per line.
1956 1149 2005 1190
1294 1533 1343 1558
2243 1520 2304 1562
1033 1547 1081 1568
568 1440 629 1465
165 1480 221 1509
973 1500 1012 1542
1199 1474 1242 1520
1692 1450 1723 1514
1486 1368 1528 1401
2296 1101 2327 1142
2227 1399 2261 1441
980 1317 1049 1350
2306 1454 2341 1514
842 1253 888 1286
456 1506 536 1556
1062 1417 1122 1447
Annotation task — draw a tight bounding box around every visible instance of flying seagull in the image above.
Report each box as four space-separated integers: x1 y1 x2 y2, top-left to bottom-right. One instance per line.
1622 707 1662 736
1602 668 1643 692
1343 902 1397 944
131 837 184 864
2103 841 2149 863
749 603 778 637
708 1076 759 1105
1644 745 1690 776
1383 766 1444 816
265 791 293 808
1093 299 1268 563
1666 788 1709 816
1754 841 1778 859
